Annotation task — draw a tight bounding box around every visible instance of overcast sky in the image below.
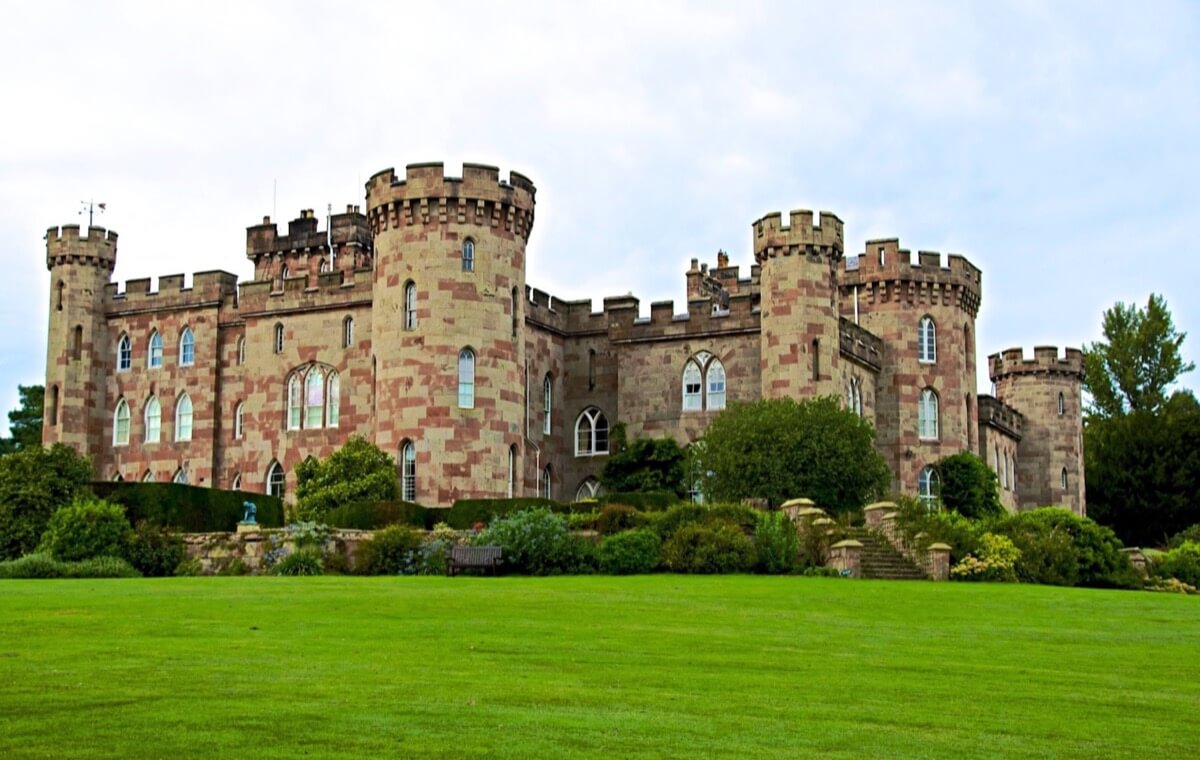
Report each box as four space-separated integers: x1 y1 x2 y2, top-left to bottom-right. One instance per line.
2 0 1197 434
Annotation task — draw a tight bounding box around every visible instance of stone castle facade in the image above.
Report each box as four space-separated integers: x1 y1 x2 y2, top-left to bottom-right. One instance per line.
41 161 1085 514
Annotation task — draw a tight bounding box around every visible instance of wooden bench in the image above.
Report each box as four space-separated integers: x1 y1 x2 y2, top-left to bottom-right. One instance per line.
448 545 503 576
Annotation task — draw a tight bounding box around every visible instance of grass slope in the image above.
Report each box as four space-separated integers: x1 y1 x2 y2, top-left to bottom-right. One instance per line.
0 577 1197 759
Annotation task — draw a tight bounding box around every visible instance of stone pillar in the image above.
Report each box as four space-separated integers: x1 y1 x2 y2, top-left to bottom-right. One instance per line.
927 542 951 581
863 501 895 528
1121 547 1148 577
828 539 863 578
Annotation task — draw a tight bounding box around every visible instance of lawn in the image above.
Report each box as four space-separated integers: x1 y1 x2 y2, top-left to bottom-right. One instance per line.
0 576 1197 759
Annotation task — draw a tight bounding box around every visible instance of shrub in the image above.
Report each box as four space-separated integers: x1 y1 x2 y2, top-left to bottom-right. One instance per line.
707 504 761 533
294 437 400 522
174 557 203 577
445 498 576 529
595 491 680 512
0 552 66 579
66 556 141 579
754 511 799 574
91 482 284 532
356 524 424 575
598 529 661 575
654 503 708 539
950 532 1020 582
662 523 756 574
474 508 595 575
991 508 1139 588
38 498 132 562
124 522 186 577
796 515 840 568
600 428 687 497
1156 541 1200 587
216 559 252 577
596 504 640 536
273 547 324 576
0 443 94 560
323 500 430 530
566 511 600 531
1167 525 1200 550
937 452 1002 519
891 495 981 564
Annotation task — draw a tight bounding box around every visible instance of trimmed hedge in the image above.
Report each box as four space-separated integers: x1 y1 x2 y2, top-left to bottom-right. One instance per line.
91 482 284 532
595 491 681 512
324 500 432 530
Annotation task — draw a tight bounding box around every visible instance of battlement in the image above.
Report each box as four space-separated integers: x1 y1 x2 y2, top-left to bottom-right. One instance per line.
989 346 1084 380
246 207 369 259
752 210 843 263
606 291 759 342
978 394 1024 439
46 225 118 272
840 239 982 316
366 162 536 241
236 267 374 316
526 287 607 334
105 270 239 311
686 255 760 300
839 317 884 371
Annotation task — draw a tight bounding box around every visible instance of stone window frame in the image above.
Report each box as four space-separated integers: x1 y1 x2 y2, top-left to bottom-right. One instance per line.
541 464 552 500
141 470 153 483
462 238 476 273
117 333 132 372
232 473 242 490
511 287 519 339
458 348 476 409
1057 392 1065 416
1061 467 1069 491
682 360 703 411
273 323 284 355
507 444 518 498
285 363 340 431
918 388 939 440
113 398 131 446
401 440 417 502
234 401 244 440
148 330 164 369
847 376 863 417
918 465 940 510
918 315 937 364
576 476 601 501
403 281 418 330
542 374 552 435
682 351 726 412
236 336 246 366
574 406 609 457
342 316 354 349
175 393 193 442
179 326 195 367
173 468 188 485
144 396 161 444
267 460 285 498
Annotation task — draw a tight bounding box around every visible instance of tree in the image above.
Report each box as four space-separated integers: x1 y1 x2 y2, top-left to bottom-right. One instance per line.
0 443 94 560
600 424 687 496
694 396 891 514
0 385 44 455
1082 294 1194 419
294 436 400 521
937 451 1002 519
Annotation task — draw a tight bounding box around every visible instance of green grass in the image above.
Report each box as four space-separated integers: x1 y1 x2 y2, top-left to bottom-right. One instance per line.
0 577 1197 758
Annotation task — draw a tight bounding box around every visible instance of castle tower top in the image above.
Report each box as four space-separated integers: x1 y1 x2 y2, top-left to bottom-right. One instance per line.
752 210 843 264
989 346 1084 381
46 225 117 272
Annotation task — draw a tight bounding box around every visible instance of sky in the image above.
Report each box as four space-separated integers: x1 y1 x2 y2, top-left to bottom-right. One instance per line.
1 0 1198 433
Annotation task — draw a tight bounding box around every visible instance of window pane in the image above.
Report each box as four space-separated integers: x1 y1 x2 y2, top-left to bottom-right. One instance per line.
707 360 726 410
305 369 324 428
327 373 340 428
458 350 475 408
682 361 702 411
145 398 161 443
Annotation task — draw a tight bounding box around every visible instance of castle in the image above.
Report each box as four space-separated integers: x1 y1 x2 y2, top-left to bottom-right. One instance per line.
41 161 1085 514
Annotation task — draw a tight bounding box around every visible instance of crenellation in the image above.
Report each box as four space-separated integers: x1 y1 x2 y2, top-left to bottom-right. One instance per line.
105 270 239 313
978 394 1024 439
753 209 844 263
989 346 1084 380
45 225 118 271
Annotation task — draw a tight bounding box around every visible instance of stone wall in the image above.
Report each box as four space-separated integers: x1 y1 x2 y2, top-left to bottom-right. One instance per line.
182 527 373 575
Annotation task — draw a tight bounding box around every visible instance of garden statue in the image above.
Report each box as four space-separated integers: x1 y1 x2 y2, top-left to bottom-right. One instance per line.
241 500 257 525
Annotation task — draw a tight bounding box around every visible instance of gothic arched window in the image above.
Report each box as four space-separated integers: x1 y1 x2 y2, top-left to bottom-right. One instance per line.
918 316 936 363
575 407 609 456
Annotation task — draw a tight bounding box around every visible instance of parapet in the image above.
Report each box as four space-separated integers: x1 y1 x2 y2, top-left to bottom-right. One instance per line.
752 209 843 264
977 394 1024 440
105 270 239 312
246 208 368 259
839 317 883 371
46 225 117 272
989 346 1083 381
366 162 536 242
841 239 982 316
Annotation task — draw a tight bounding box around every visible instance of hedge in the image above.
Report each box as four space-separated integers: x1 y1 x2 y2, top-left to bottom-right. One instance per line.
323 500 432 530
90 482 284 532
595 491 681 512
445 498 601 529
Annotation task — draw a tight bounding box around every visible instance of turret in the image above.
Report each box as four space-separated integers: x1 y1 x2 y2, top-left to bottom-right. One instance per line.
246 207 372 286
989 346 1085 515
43 225 118 467
754 209 844 401
366 162 535 505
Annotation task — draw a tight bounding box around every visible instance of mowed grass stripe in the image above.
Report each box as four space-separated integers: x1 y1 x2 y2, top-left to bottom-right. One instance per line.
1 576 1197 758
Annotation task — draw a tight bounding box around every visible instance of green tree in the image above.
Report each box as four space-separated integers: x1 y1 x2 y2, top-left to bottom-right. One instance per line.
1082 294 1194 419
294 436 400 521
0 385 44 455
694 397 890 513
0 443 94 560
937 451 1002 519
600 423 687 496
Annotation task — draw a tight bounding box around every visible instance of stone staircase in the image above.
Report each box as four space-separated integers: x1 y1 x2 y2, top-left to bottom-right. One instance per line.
845 527 927 580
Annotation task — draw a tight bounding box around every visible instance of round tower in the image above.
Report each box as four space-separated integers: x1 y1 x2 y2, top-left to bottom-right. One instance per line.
366 162 535 506
989 346 1085 515
755 209 845 401
44 224 117 469
838 241 982 495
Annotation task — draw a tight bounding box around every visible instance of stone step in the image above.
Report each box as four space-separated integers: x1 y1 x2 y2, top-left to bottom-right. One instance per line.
844 526 928 580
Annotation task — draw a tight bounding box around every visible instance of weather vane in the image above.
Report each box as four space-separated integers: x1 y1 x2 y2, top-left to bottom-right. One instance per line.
79 200 107 227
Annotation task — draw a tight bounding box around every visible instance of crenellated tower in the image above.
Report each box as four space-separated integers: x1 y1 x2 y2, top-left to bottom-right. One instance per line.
989 346 1085 515
755 210 845 401
43 225 118 468
366 162 535 505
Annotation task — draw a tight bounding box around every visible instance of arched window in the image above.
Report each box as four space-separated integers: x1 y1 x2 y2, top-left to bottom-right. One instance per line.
1061 467 1069 491
918 316 936 363
342 316 354 349
458 348 475 409
175 393 193 442
1000 450 1008 490
1011 455 1017 492
507 445 517 498
173 468 188 485
811 338 820 381
113 473 123 482
286 373 302 430
462 239 475 272
273 323 284 354
117 334 132 371
543 374 552 435
280 264 290 281
144 396 161 444
113 399 130 446
179 326 195 367
48 385 59 427
142 470 153 483
682 360 702 411
267 461 285 498
236 336 246 366
576 477 601 501
148 330 163 368
993 446 1000 476
588 348 597 390
848 377 862 416
918 466 940 510
304 367 325 428
541 465 552 500
72 325 83 361
512 287 519 338
232 473 242 490
320 258 330 273
234 401 244 439
1058 392 1065 416
707 358 727 410
326 371 340 428
56 281 65 311
401 441 417 502
575 407 609 456
918 388 939 440
404 281 417 329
